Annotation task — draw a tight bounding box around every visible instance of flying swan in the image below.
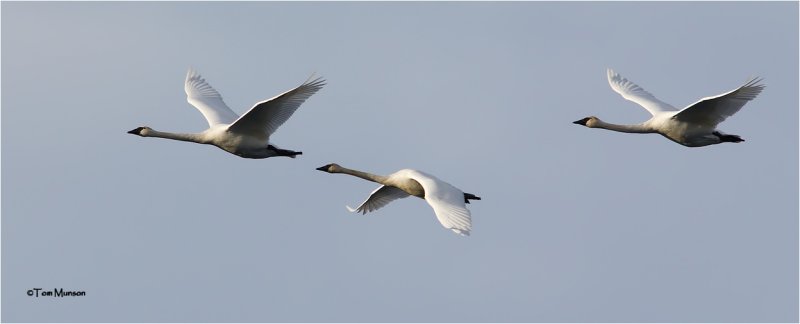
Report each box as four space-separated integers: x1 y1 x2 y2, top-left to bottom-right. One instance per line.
573 68 764 147
316 163 481 236
128 68 325 158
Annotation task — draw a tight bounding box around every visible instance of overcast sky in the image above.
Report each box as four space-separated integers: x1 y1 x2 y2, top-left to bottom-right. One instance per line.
2 2 798 322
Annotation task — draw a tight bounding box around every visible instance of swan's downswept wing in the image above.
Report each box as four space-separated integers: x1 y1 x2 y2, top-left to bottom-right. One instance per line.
672 77 764 127
607 68 676 116
405 170 472 236
184 69 240 127
347 186 410 214
227 75 325 138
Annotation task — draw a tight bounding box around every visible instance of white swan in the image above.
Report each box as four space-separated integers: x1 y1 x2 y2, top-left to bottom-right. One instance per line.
316 163 481 236
573 68 764 147
128 69 325 158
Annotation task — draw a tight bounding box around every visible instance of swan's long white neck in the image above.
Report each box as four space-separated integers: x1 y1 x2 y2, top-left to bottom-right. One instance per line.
333 166 389 184
594 120 654 134
143 129 207 144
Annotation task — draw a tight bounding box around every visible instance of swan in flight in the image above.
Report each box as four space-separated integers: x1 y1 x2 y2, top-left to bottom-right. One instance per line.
573 68 764 147
316 163 481 236
128 69 325 158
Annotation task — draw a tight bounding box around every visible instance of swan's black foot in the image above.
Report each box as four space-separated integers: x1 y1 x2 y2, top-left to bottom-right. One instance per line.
464 192 481 204
267 145 302 158
713 131 744 143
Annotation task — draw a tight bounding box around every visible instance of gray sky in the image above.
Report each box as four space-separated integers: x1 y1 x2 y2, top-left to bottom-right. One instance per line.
2 2 797 322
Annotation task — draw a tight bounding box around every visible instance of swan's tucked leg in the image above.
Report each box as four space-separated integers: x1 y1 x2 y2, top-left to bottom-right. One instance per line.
267 145 302 158
713 131 745 143
464 192 481 204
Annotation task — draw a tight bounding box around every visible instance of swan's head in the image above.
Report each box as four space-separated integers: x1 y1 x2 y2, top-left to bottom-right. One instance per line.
127 126 151 136
573 116 600 127
316 163 342 173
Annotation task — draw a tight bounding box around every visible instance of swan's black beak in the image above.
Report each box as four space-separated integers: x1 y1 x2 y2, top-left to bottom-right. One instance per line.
315 166 328 172
127 127 145 135
573 118 590 126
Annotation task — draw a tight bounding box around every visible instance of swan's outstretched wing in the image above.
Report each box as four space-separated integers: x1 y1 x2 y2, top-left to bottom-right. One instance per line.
184 69 240 127
227 76 325 138
347 186 410 214
607 68 676 116
672 77 764 127
405 170 473 236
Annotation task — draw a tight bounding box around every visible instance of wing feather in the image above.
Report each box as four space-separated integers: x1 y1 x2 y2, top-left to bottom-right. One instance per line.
607 68 676 115
404 170 473 236
672 77 764 126
347 186 410 214
227 75 325 137
184 68 239 127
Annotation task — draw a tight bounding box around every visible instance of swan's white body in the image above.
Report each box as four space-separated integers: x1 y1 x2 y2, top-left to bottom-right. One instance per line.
316 164 479 236
574 68 764 147
129 69 325 158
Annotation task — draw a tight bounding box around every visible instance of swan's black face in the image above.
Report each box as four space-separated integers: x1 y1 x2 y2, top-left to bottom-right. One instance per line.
127 126 147 136
573 116 600 127
572 117 592 126
315 163 340 173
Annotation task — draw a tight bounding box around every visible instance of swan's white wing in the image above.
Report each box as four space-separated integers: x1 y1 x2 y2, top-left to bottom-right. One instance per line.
607 68 676 116
672 77 764 127
227 76 325 138
347 185 410 214
405 170 473 236
184 69 240 127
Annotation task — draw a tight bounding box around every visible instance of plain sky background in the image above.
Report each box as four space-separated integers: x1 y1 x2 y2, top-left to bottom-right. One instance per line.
2 2 798 322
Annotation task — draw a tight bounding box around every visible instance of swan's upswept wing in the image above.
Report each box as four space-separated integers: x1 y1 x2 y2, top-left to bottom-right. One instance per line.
607 68 677 116
405 170 472 236
347 186 410 214
227 76 325 138
184 69 239 127
672 77 764 127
